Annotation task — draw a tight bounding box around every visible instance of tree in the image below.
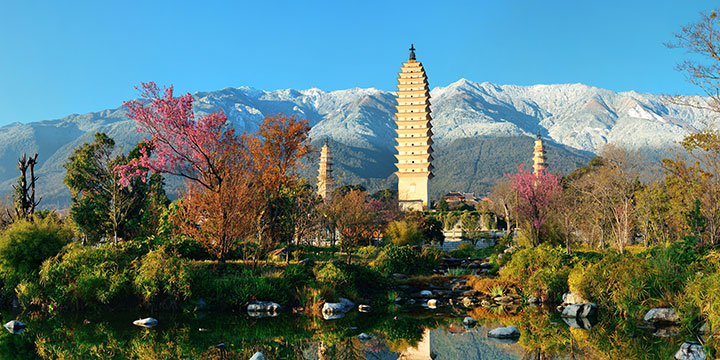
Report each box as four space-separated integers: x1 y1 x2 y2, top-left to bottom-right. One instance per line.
460 211 484 246
666 10 720 114
65 133 163 244
489 178 515 233
436 198 449 212
10 153 40 221
384 221 423 246
330 189 375 262
509 166 562 246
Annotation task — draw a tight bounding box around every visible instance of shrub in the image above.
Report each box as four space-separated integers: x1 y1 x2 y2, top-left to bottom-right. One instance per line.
384 221 423 246
190 266 290 307
373 245 427 275
421 246 445 268
356 245 379 259
500 244 572 301
0 219 72 286
134 248 192 304
449 243 476 258
24 242 141 310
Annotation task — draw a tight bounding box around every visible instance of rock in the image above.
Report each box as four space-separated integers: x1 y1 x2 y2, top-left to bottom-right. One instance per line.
406 299 416 305
562 316 595 330
481 300 492 307
198 328 211 332
562 292 586 305
11 295 19 309
357 333 372 341
644 308 680 324
322 298 355 316
494 296 514 304
463 316 477 327
462 297 475 307
3 320 25 334
392 273 408 280
358 304 371 312
249 352 268 360
427 299 438 309
561 303 597 318
674 342 706 360
248 311 279 318
488 326 520 339
322 312 345 320
212 343 226 349
420 290 433 297
653 326 679 338
133 317 158 328
83 319 91 325
247 301 281 313
527 297 538 304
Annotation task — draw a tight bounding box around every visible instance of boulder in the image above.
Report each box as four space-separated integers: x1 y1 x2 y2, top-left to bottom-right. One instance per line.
427 299 438 309
562 292 586 305
322 298 355 315
527 297 539 304
481 300 492 307
561 303 597 318
462 297 475 307
357 333 372 342
644 308 680 324
674 342 706 360
358 304 372 312
3 320 25 334
247 301 281 313
133 317 158 328
488 326 520 339
562 316 595 330
463 316 477 327
494 296 514 304
420 290 433 297
653 326 679 338
249 352 268 360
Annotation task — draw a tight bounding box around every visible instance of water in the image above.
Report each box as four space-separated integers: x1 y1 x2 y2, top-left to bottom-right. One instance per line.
0 307 696 359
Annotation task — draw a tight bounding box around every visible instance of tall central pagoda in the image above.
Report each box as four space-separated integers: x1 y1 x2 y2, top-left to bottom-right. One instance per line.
394 44 434 211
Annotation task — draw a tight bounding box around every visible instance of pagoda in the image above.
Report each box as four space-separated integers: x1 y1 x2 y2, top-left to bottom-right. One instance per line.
394 44 434 211
317 140 333 202
533 132 547 175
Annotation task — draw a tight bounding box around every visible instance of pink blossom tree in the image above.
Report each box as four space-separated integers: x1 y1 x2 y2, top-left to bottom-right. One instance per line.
509 165 562 246
115 82 238 191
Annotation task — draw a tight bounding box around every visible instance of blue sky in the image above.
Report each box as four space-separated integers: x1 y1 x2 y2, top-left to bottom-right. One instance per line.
0 0 716 126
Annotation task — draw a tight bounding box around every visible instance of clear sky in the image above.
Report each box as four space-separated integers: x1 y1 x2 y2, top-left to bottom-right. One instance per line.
0 0 716 126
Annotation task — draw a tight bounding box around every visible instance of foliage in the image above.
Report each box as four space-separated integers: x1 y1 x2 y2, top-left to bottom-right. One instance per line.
373 245 429 275
133 248 192 304
0 218 72 287
330 189 376 259
449 243 477 258
356 245 379 259
500 243 573 301
383 220 423 246
509 166 562 245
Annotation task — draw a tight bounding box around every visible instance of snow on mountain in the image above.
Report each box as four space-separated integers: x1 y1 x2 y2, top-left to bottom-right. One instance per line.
0 79 715 206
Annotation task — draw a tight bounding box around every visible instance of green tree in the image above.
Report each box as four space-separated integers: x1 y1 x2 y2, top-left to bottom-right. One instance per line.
64 133 167 244
384 220 423 246
460 211 484 246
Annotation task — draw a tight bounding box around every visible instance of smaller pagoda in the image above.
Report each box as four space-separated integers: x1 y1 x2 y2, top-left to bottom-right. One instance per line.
532 132 547 175
317 140 333 202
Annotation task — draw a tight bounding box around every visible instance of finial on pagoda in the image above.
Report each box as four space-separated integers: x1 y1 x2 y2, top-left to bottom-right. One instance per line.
536 130 541 140
409 44 416 61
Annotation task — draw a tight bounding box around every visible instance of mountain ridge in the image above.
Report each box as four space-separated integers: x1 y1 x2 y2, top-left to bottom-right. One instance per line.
0 78 712 207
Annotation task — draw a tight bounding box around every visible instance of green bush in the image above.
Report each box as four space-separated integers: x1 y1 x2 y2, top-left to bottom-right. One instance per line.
421 246 445 268
134 248 192 304
23 242 142 310
384 221 423 246
0 218 72 286
190 267 290 307
356 245 379 259
373 245 428 275
449 243 477 258
500 244 573 301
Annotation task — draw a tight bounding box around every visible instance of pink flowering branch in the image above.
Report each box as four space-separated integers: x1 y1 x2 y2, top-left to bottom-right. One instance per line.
115 82 237 191
508 165 562 242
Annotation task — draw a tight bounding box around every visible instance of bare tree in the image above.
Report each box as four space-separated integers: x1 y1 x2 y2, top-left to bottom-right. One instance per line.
10 153 40 221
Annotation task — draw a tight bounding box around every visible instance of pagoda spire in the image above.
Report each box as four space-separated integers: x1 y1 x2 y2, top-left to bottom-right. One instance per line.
533 133 547 175
317 140 333 202
394 45 433 211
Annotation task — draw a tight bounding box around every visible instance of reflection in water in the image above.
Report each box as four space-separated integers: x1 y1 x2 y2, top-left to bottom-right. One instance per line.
0 307 699 360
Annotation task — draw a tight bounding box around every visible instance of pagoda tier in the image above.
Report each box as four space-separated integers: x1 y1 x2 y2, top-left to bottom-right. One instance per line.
532 133 547 175
394 45 434 211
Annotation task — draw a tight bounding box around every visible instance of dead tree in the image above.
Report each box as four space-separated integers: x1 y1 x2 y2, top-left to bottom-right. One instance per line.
9 153 40 221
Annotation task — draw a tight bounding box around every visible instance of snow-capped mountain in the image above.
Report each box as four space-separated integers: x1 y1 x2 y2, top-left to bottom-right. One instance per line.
0 79 712 206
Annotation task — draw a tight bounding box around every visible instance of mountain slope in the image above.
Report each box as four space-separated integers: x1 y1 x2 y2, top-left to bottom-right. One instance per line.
0 79 711 207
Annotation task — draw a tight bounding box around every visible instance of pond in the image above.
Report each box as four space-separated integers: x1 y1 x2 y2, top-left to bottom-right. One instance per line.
0 306 698 359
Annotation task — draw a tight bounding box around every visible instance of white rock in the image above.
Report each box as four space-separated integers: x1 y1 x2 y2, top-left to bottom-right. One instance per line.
644 308 679 324
561 303 597 318
427 299 438 309
488 326 520 339
357 333 372 341
562 292 586 305
420 290 433 297
133 317 158 328
463 316 477 327
249 352 268 360
3 320 25 334
674 342 706 360
247 301 281 313
358 304 371 312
